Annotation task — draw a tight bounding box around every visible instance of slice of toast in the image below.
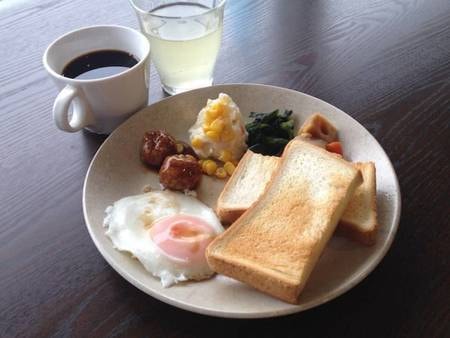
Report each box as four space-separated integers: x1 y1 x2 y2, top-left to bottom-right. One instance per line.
216 152 378 245
207 139 362 304
337 162 377 245
217 151 280 224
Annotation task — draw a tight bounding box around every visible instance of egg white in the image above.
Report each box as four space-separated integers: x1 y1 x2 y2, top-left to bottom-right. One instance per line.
103 190 223 287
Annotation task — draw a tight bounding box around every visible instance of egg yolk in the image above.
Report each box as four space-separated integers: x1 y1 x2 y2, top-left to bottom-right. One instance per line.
149 215 216 264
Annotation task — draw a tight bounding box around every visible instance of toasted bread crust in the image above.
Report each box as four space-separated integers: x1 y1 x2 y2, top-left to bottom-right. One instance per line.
207 140 362 303
337 162 378 245
336 220 377 245
217 208 247 225
207 252 303 303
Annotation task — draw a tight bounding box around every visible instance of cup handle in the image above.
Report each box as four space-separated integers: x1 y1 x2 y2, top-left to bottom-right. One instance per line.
53 85 94 132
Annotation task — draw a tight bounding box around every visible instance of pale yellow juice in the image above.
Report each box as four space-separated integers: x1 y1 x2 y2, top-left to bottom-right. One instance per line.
143 3 223 94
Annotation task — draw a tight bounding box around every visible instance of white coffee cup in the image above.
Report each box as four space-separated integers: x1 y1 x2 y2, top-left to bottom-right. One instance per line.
43 25 150 134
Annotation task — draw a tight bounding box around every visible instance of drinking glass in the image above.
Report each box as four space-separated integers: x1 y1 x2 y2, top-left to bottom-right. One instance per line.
130 0 226 95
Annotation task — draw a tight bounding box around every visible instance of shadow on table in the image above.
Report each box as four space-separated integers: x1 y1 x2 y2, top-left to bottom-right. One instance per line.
81 129 108 158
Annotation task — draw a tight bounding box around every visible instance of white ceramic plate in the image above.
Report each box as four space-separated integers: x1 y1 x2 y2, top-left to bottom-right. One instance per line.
83 84 401 318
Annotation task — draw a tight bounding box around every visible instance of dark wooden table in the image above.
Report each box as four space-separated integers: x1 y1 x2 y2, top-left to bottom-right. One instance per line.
1 0 449 337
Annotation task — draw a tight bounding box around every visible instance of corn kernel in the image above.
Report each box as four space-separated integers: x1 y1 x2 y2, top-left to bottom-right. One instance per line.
198 159 205 167
221 128 234 142
204 112 215 125
206 130 220 141
215 167 227 179
206 107 220 120
210 119 225 133
219 150 232 162
191 137 203 149
224 161 236 175
202 160 217 175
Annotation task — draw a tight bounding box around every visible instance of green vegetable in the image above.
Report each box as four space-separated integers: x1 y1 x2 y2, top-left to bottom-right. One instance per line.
245 109 295 156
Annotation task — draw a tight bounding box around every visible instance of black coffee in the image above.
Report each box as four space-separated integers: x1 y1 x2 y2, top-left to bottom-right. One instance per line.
62 50 138 80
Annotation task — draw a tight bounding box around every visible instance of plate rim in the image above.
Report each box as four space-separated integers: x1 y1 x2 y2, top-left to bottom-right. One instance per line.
82 83 401 318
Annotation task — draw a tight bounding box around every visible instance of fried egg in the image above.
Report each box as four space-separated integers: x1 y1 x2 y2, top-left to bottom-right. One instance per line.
103 190 224 287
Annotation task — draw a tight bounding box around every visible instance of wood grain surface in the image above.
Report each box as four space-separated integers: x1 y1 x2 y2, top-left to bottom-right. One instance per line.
1 0 449 337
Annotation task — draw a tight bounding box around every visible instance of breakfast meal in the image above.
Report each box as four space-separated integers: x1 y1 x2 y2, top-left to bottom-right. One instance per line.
103 92 380 303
